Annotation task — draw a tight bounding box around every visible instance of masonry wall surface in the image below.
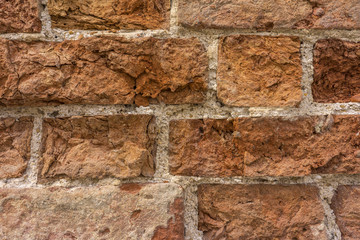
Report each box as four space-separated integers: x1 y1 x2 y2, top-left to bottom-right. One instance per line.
0 0 360 239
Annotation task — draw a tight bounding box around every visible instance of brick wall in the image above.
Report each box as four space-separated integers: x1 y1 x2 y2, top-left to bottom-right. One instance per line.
0 0 360 239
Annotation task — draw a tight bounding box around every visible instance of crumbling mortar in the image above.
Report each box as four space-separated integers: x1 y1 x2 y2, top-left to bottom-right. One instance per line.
2 2 360 239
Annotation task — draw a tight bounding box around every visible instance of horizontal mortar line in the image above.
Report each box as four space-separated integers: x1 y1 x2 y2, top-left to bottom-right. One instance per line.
1 28 360 41
1 103 360 118
2 174 360 189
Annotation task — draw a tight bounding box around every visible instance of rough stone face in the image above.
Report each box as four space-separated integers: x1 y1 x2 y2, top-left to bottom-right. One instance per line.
0 37 207 107
39 115 156 181
313 39 360 103
179 0 360 30
331 186 360 239
217 35 302 107
198 184 326 240
0 117 33 179
169 115 360 177
0 0 41 33
48 0 170 30
0 183 184 239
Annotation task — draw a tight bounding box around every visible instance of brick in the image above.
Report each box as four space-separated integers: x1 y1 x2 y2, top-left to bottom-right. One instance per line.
331 186 360 239
48 0 170 30
313 39 360 103
0 37 207 107
0 183 184 239
0 0 41 33
39 115 156 181
169 115 360 177
198 184 326 240
179 0 360 30
217 35 302 107
0 117 33 179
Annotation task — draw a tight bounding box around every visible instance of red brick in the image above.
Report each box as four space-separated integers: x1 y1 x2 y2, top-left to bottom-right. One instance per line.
169 115 360 177
179 0 360 30
198 184 326 240
0 184 184 239
313 39 360 103
217 35 302 107
0 117 33 179
0 0 41 33
48 0 170 30
331 186 360 239
0 37 207 106
39 115 156 181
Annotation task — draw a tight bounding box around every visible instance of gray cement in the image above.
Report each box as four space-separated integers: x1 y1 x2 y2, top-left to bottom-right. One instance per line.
1 0 360 239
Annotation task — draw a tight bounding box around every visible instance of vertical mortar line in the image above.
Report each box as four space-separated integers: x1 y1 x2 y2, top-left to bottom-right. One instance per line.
184 183 203 240
205 37 220 109
169 0 180 35
298 37 317 114
153 106 171 179
39 0 56 40
317 182 342 240
25 116 43 187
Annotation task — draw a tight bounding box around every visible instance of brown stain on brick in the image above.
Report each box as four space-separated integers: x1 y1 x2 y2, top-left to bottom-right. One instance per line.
152 198 185 240
120 184 143 194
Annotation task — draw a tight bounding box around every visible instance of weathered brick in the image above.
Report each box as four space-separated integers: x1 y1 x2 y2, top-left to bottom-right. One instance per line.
169 115 360 177
39 115 156 181
0 37 207 107
313 39 360 103
217 35 302 107
179 0 360 30
198 184 326 240
331 186 360 239
0 0 41 33
48 0 170 30
0 117 33 179
0 183 184 239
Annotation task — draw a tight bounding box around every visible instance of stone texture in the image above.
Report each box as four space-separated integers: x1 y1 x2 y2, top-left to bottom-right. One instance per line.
0 37 207 107
217 35 302 107
169 115 360 177
331 185 360 239
198 184 326 240
0 0 41 33
312 39 360 103
0 183 184 239
0 117 33 179
48 0 170 30
39 115 156 181
179 0 360 30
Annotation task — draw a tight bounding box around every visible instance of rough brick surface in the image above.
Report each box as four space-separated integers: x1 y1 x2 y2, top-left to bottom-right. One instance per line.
179 0 360 30
0 184 184 239
217 35 302 107
39 115 156 181
198 184 326 240
169 115 360 177
0 37 207 107
0 117 33 179
331 186 360 239
48 0 170 30
0 0 41 33
313 39 360 103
